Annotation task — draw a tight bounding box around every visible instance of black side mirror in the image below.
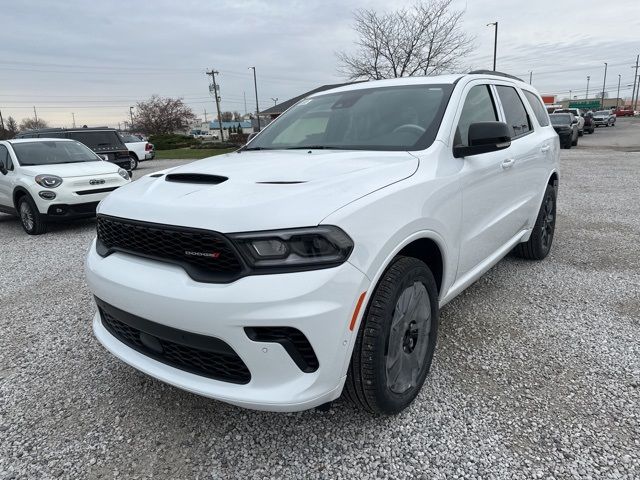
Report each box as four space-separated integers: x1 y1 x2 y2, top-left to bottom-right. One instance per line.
453 122 511 158
0 163 7 175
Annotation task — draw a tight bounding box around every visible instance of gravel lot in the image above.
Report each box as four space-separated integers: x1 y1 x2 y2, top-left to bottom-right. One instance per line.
1 148 639 479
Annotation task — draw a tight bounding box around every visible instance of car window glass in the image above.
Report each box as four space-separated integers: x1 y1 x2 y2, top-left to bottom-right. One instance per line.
496 86 532 138
522 90 550 127
39 132 66 138
0 145 11 170
67 130 125 149
455 85 497 146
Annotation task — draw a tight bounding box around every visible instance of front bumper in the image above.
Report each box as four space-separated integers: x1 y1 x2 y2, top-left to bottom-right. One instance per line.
85 240 370 411
31 179 128 215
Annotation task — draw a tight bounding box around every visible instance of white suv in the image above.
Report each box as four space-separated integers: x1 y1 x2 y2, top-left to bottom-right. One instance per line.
86 72 559 414
0 139 131 235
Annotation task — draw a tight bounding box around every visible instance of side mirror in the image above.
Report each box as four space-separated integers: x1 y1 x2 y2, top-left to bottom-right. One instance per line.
0 163 7 175
453 122 511 158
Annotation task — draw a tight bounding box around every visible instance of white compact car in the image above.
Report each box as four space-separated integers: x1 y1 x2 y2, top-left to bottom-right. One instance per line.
86 71 560 414
0 138 131 235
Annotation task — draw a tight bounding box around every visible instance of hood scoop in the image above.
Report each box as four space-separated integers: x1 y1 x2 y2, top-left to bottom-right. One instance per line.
256 181 307 184
165 173 228 184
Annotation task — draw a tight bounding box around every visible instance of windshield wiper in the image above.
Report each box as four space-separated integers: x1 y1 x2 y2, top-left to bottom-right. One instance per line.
285 145 341 150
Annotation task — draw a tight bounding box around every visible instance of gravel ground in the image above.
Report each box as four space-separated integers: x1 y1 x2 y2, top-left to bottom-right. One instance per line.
0 151 639 479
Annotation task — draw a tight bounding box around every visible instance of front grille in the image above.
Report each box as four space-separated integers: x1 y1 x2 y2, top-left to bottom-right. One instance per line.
96 215 244 283
97 298 251 384
76 186 118 195
245 327 319 373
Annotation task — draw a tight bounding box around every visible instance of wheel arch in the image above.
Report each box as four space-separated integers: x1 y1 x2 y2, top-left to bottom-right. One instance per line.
129 151 139 160
13 186 31 208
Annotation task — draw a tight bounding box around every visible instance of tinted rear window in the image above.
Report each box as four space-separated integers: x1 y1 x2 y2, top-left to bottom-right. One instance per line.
67 131 125 149
523 91 550 127
549 114 571 125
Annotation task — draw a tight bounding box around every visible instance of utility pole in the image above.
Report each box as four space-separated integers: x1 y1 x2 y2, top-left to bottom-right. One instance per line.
634 75 640 111
72 112 76 128
33 106 38 123
632 55 639 110
529 71 532 84
248 66 261 130
206 69 224 142
569 90 572 104
271 97 278 106
601 62 608 109
0 109 4 131
616 74 621 109
129 106 134 131
586 76 590 99
243 91 248 116
486 22 498 71
203 109 208 123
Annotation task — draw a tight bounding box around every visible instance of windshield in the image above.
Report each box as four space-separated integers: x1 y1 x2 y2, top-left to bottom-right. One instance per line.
12 141 102 166
247 84 454 151
550 114 571 125
67 130 125 149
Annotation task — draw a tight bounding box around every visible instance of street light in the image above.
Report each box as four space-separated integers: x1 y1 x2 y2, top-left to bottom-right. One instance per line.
486 22 498 71
601 62 608 109
271 97 278 106
248 66 261 131
586 75 590 99
616 74 621 109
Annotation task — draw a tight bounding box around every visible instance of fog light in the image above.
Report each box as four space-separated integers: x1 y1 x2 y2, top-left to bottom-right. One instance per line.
39 191 56 200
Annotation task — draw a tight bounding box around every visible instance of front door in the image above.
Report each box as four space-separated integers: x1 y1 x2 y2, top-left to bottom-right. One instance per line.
0 145 14 209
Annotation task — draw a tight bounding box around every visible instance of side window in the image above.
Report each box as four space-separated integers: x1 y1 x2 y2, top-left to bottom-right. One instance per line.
0 145 12 170
495 86 532 138
522 90 550 127
455 85 498 146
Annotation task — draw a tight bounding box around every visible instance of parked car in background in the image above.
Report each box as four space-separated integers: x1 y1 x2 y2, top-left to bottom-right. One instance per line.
0 139 130 235
15 127 132 171
549 113 579 148
119 133 155 170
593 110 616 127
86 71 560 414
554 108 585 135
614 106 634 117
582 111 595 134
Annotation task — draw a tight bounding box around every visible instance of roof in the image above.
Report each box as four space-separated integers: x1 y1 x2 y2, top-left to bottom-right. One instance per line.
208 121 252 129
18 126 117 134
6 138 76 144
260 82 365 115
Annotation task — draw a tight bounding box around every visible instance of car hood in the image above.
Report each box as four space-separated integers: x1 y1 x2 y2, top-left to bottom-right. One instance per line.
98 150 419 232
20 161 120 178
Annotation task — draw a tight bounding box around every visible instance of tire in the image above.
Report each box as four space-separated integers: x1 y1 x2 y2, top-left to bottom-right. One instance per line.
17 195 47 235
129 154 139 170
514 184 556 260
344 256 439 415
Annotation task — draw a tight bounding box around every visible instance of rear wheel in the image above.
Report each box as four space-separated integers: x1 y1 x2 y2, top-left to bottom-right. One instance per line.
18 195 47 235
345 256 439 415
514 184 556 260
129 154 139 170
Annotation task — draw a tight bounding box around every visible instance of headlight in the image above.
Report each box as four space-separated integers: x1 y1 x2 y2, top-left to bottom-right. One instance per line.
118 168 130 180
230 226 353 271
35 175 63 188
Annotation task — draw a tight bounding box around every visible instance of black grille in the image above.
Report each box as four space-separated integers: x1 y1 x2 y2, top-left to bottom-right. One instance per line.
76 186 118 195
245 327 319 373
97 298 251 384
96 215 245 283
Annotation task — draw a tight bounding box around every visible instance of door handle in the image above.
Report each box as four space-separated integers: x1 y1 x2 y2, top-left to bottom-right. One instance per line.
540 145 551 152
501 158 516 169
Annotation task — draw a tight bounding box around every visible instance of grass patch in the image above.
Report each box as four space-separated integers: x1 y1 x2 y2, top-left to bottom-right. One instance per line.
154 148 236 160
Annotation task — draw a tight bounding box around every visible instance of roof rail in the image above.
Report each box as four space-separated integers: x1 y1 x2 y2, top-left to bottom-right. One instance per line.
468 70 524 82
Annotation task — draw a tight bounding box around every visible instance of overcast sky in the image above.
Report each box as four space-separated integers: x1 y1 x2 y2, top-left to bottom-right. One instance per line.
1 0 639 128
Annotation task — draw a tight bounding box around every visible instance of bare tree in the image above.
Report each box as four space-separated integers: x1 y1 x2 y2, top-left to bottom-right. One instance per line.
337 0 473 80
6 117 18 137
232 111 242 121
219 111 234 122
134 95 197 135
19 117 49 131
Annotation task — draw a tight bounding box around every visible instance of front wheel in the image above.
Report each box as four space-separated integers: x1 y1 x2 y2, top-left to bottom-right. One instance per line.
514 184 556 260
18 195 47 235
344 256 439 415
